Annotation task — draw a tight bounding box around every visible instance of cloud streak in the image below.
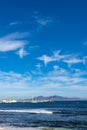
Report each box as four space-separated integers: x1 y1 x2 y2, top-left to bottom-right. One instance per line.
0 32 29 58
63 58 83 67
37 50 71 65
37 50 87 67
8 22 21 26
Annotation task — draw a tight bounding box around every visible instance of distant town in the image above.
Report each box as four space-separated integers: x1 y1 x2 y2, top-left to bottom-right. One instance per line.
0 95 86 103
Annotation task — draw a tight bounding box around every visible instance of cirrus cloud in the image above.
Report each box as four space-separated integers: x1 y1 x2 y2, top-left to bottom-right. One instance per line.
0 32 29 52
37 50 71 65
0 32 29 58
16 48 29 59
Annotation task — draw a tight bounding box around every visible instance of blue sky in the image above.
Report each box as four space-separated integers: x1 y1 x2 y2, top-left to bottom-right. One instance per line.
0 0 87 99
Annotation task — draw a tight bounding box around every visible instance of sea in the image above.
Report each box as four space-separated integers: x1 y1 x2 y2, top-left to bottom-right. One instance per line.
0 101 87 130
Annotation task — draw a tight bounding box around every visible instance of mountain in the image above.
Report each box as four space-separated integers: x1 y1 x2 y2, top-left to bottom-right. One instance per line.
0 95 86 103
31 95 84 101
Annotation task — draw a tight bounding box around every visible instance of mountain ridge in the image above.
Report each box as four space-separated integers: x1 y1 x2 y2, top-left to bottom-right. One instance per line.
31 95 85 101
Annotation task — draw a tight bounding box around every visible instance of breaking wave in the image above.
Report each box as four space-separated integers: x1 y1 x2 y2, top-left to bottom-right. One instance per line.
0 109 53 114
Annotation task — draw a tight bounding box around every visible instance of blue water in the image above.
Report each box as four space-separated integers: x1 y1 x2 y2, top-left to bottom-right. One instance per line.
0 101 87 129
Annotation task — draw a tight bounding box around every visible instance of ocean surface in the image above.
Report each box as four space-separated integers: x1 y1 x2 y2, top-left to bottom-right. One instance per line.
0 101 87 130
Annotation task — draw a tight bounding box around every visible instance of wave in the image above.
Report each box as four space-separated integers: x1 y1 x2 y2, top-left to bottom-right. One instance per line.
0 109 53 114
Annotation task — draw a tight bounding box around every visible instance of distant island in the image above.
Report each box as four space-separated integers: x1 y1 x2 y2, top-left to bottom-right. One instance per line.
0 95 86 103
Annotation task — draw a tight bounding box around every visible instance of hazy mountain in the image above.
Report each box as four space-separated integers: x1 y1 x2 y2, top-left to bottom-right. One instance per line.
31 95 84 101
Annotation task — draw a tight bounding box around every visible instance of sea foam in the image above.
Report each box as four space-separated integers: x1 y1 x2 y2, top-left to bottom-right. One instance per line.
0 109 53 114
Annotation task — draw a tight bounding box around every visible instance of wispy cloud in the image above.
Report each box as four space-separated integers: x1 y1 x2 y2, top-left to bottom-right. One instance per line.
0 32 29 58
16 48 29 58
37 54 54 66
32 12 54 31
35 17 53 26
0 71 31 88
37 50 87 67
8 21 21 26
63 58 83 67
37 50 71 65
3 32 29 40
36 67 87 89
36 63 42 70
0 65 87 98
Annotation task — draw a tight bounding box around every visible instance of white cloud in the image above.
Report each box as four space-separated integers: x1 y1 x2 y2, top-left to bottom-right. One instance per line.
36 63 42 70
0 32 29 57
70 85 87 90
38 67 87 88
0 66 87 98
37 49 87 68
0 32 28 52
63 58 83 67
33 12 53 29
0 71 31 88
36 17 53 26
2 32 29 40
37 54 54 65
73 69 87 76
37 50 71 65
0 41 25 52
16 48 29 58
8 22 20 26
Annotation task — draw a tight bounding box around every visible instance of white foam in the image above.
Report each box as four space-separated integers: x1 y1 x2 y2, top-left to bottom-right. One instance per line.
0 127 42 130
0 109 53 114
